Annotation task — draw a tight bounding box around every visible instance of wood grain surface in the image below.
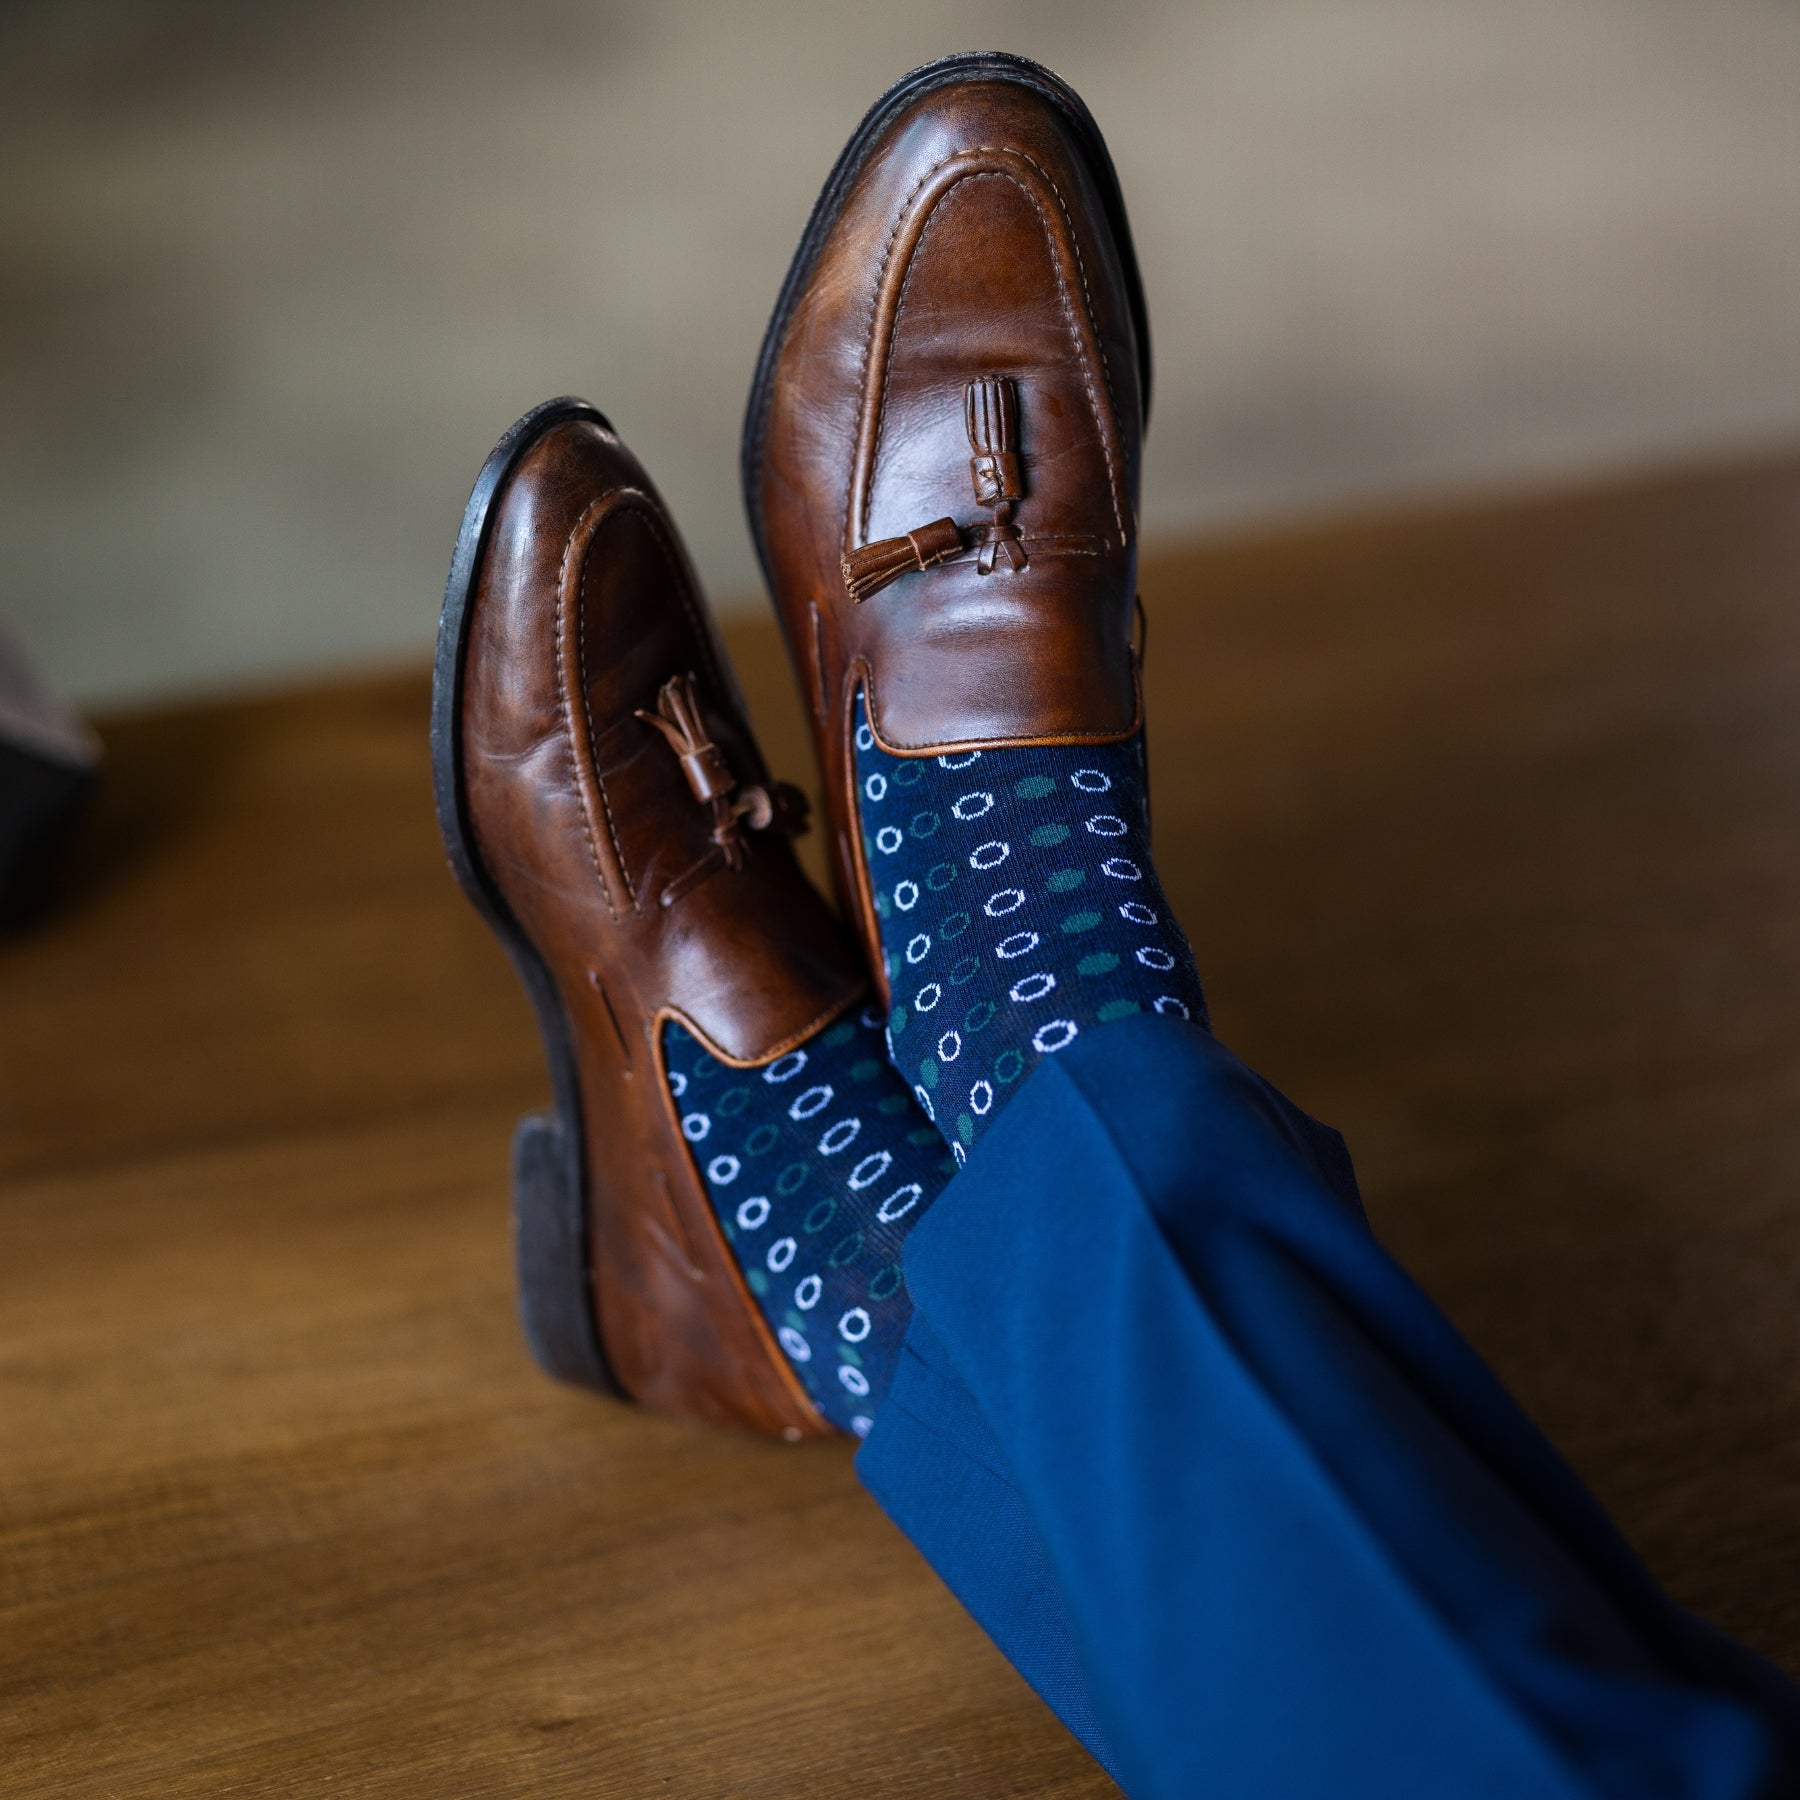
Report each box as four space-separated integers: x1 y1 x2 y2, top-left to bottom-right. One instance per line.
5 455 1800 1794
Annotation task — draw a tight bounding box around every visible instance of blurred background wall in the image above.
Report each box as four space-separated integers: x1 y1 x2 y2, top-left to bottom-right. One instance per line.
3 0 1799 708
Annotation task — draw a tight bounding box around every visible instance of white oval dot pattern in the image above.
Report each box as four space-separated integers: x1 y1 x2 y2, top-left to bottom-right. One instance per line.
663 1012 953 1439
853 689 1206 1157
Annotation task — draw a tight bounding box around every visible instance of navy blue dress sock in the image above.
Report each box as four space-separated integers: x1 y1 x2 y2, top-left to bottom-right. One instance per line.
852 692 1208 1159
662 1003 955 1436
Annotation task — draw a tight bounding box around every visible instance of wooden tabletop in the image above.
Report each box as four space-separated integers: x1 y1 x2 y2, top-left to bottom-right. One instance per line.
5 454 1800 1794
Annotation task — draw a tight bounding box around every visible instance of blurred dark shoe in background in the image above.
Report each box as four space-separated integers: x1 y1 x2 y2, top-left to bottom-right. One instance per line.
0 619 101 928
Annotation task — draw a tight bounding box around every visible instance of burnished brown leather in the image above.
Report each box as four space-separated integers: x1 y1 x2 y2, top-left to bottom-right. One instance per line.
746 55 1149 994
460 413 862 1436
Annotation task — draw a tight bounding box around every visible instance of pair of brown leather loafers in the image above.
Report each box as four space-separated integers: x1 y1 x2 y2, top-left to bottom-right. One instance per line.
432 52 1150 1436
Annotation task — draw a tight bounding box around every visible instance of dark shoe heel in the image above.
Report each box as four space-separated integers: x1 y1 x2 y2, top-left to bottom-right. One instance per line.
511 1108 615 1392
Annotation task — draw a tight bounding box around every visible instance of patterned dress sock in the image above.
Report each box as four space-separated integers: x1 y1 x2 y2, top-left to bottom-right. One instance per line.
852 692 1209 1160
663 1002 955 1436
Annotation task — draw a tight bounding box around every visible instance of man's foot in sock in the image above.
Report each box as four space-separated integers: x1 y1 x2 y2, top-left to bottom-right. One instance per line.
852 694 1206 1157
664 1003 954 1436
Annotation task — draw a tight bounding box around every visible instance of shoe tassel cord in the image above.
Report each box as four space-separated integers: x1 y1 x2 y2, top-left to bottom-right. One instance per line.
840 375 1029 603
636 673 808 875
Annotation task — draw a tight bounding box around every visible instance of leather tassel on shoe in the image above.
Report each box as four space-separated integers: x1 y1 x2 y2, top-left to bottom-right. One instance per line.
636 672 734 804
838 376 1029 601
841 517 966 604
966 375 1027 576
636 672 803 871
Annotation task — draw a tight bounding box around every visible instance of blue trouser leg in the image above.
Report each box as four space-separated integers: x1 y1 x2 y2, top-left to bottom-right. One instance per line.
857 1014 1800 1799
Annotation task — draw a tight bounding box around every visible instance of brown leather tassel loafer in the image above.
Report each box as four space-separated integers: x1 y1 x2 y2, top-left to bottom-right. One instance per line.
742 52 1152 999
433 397 864 1437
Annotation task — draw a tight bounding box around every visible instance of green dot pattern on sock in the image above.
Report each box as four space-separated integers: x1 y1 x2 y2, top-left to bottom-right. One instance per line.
663 1008 951 1439
853 690 1208 1160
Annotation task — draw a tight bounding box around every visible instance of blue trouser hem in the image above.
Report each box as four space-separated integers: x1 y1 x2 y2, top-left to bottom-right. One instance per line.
860 1314 1122 1779
858 1013 1800 1800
